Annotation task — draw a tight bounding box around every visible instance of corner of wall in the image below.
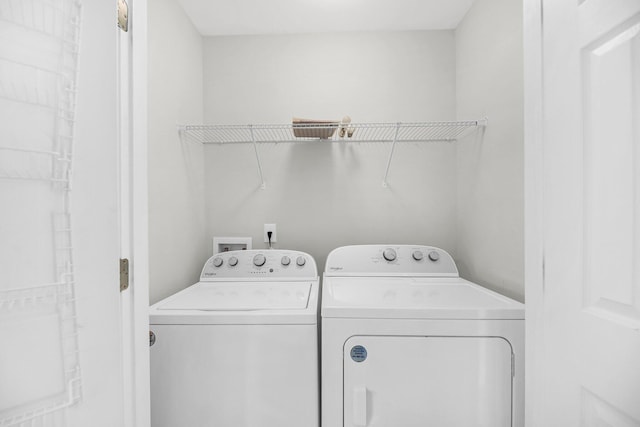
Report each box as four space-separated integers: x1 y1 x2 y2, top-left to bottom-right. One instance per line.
454 0 525 302
148 0 208 304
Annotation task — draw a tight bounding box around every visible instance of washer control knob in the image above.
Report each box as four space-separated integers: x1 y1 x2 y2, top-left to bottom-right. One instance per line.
212 257 223 268
296 256 306 267
228 256 238 267
383 248 397 262
412 251 424 261
428 251 440 262
253 254 266 267
281 256 291 266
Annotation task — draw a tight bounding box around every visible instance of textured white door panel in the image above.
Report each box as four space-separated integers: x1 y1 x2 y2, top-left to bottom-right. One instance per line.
528 0 640 424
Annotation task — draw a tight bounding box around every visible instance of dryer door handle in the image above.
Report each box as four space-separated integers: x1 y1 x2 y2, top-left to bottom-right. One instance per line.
353 385 368 426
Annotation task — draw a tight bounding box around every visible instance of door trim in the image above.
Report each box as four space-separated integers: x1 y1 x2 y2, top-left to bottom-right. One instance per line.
124 0 150 426
523 0 544 426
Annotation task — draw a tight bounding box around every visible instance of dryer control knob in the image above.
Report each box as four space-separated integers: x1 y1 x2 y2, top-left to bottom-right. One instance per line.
428 251 440 262
228 256 238 267
383 248 397 262
253 254 266 267
412 251 424 261
281 256 291 266
212 257 223 268
296 256 306 267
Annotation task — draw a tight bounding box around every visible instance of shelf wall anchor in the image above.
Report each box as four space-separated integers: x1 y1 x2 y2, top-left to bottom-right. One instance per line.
382 122 401 188
249 125 266 189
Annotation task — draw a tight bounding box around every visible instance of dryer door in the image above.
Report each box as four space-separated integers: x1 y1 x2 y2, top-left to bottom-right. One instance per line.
343 336 513 427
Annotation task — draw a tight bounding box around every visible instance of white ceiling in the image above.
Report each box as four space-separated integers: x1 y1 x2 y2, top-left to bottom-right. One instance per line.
176 0 475 36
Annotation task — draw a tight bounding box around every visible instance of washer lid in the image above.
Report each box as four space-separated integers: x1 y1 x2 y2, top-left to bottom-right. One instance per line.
157 282 312 311
321 277 524 319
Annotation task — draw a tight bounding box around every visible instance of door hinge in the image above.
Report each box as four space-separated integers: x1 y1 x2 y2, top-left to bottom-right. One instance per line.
117 0 129 32
120 258 129 291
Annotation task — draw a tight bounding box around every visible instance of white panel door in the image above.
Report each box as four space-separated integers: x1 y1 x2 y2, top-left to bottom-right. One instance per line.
343 336 513 427
532 0 640 424
0 1 129 426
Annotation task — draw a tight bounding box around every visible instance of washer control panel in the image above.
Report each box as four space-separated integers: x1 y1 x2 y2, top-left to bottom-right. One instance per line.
201 249 317 280
324 245 459 277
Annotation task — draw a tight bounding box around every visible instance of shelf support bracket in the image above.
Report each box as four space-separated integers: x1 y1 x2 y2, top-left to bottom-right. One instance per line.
382 122 401 188
250 125 266 189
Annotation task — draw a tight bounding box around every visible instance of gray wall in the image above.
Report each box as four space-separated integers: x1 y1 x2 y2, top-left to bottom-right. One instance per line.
148 0 208 304
202 31 458 271
455 0 524 301
147 2 525 303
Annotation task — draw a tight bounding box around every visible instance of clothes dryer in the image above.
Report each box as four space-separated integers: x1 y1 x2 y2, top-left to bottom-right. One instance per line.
321 245 524 427
150 249 319 427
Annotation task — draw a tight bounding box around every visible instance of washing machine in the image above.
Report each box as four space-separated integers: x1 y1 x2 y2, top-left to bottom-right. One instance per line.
321 245 524 427
149 249 319 427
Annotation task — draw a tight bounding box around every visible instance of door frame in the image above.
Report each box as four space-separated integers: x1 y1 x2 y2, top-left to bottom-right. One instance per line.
123 0 550 425
523 0 544 426
122 0 150 426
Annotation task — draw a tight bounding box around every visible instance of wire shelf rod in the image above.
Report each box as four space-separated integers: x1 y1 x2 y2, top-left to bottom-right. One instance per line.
0 281 66 295
0 173 69 183
0 0 81 41
0 15 79 43
0 92 62 112
0 145 63 157
0 56 74 81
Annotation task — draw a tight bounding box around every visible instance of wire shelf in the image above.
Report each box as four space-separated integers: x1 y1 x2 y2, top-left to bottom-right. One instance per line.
179 120 486 144
0 0 80 187
178 119 487 188
0 59 56 109
0 146 71 183
0 0 82 425
0 0 81 41
0 281 81 427
0 281 70 310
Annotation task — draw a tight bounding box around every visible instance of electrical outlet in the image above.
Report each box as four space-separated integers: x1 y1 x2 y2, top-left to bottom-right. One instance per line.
264 224 277 243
